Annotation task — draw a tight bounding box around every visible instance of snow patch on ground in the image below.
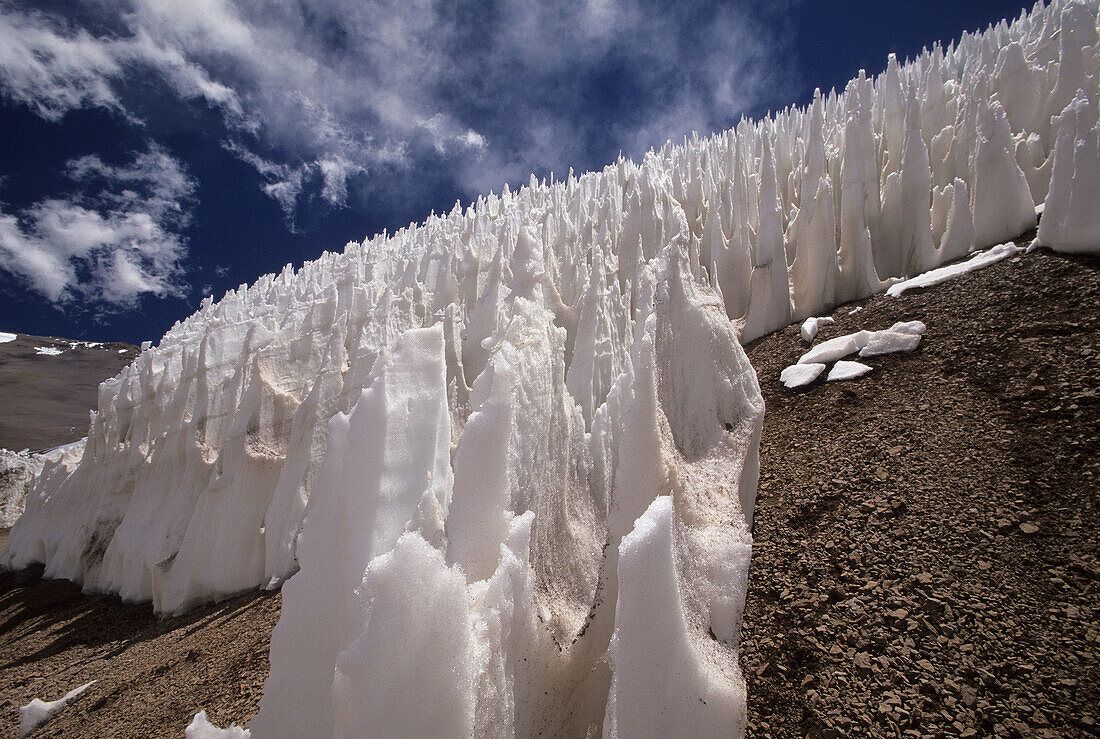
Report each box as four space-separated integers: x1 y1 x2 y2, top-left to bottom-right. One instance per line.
886 243 1021 297
34 346 64 356
0 332 16 344
19 681 95 737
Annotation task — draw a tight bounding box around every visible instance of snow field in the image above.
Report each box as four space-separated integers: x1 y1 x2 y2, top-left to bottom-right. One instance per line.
4 1 1100 736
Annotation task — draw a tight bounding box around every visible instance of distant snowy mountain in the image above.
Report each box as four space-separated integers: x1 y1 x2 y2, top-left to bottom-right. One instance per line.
5 1 1100 736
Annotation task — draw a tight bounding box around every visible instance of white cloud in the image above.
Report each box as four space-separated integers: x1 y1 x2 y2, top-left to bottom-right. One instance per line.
0 145 195 307
0 1 798 214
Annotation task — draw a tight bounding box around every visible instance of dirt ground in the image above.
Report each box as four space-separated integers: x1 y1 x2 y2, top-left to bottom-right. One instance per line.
0 335 138 451
0 239 1096 737
742 240 1099 738
0 550 279 737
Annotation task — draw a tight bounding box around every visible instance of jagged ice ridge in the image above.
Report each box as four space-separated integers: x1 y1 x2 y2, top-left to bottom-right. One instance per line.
5 1 1100 735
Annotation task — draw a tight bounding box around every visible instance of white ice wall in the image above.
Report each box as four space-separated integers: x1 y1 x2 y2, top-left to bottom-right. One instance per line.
4 1 1100 735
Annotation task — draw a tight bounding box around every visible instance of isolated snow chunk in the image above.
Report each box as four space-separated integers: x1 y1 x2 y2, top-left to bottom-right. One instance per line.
252 325 453 739
780 363 827 388
19 681 95 737
827 361 874 381
185 711 250 739
884 320 926 336
1037 90 1100 254
859 328 923 357
800 316 835 343
0 331 15 343
798 332 869 365
886 242 1021 296
603 496 745 737
798 321 925 365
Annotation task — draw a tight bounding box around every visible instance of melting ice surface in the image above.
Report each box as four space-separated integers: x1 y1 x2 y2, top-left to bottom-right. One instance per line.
4 1 1100 736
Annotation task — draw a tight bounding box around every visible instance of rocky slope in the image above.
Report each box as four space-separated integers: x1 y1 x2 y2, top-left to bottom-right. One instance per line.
0 334 138 451
742 238 1100 738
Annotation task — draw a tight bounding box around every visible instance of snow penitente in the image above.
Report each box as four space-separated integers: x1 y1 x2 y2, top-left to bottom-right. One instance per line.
5 0 1100 736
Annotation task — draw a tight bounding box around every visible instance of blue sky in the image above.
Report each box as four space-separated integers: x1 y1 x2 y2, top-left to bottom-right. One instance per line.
0 0 1034 344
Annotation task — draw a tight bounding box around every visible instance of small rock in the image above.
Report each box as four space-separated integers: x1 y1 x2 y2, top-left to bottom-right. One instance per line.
854 652 873 670
1019 522 1040 535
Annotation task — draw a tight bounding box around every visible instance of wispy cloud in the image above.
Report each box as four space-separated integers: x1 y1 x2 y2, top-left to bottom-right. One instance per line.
0 144 195 307
0 1 797 216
